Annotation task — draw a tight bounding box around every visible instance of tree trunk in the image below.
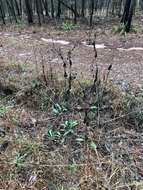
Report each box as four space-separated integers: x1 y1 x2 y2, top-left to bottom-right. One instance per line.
121 0 134 32
90 0 94 26
81 0 85 17
6 0 18 23
19 0 22 16
118 0 123 17
42 0 49 17
57 0 61 18
25 0 33 24
51 0 54 18
0 0 6 24
14 0 21 16
74 0 77 24
35 0 41 25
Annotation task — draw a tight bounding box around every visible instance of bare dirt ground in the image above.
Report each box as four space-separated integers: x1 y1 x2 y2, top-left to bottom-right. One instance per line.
1 21 143 90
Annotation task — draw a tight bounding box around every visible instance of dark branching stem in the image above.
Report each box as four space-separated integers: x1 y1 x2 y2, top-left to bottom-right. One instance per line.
58 46 76 102
40 53 48 86
92 36 98 90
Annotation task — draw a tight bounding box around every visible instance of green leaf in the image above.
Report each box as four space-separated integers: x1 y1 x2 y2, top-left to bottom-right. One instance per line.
47 130 61 138
65 120 78 128
52 108 60 114
91 106 97 113
63 129 74 136
55 131 61 137
0 105 10 116
62 106 68 112
31 79 41 88
68 161 77 174
52 103 62 114
90 141 97 150
47 130 53 137
52 103 68 115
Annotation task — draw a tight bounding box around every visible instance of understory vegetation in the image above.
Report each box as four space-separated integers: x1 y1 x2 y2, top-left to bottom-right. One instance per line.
1 0 143 189
1 32 143 189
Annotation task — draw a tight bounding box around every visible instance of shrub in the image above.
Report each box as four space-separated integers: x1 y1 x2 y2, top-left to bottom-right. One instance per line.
61 22 80 30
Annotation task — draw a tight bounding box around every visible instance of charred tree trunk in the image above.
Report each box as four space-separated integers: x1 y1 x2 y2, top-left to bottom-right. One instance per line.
0 0 5 24
121 0 134 32
42 0 49 17
19 0 22 15
74 0 77 24
14 0 21 16
51 0 54 18
59 0 79 23
81 0 85 17
25 0 33 24
90 0 94 26
57 0 61 18
6 0 18 23
39 0 45 23
118 0 123 17
95 0 98 12
35 0 41 25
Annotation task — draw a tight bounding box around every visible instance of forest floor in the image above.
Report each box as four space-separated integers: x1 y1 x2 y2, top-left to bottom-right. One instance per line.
1 19 143 89
1 18 143 190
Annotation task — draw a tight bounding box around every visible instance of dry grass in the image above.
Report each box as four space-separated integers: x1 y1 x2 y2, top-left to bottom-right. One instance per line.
1 26 143 190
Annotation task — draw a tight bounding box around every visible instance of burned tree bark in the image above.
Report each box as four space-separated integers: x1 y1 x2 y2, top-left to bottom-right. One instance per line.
74 0 77 24
51 0 54 18
59 0 79 23
121 0 135 32
42 0 49 17
25 0 33 24
89 0 94 26
81 0 85 17
0 0 6 24
35 0 42 25
57 0 61 18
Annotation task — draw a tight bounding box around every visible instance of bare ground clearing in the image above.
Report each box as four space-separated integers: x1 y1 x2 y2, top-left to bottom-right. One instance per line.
1 25 143 90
